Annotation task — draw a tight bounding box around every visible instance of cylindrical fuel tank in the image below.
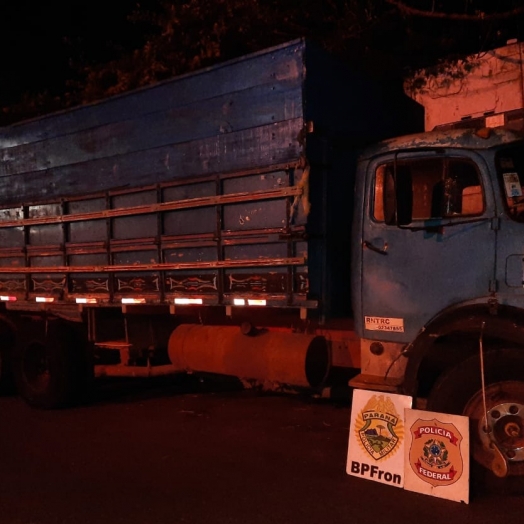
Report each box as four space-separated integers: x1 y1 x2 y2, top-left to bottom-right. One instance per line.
168 324 330 388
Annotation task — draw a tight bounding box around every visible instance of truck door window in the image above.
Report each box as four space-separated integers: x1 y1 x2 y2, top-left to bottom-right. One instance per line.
496 144 524 222
373 158 483 222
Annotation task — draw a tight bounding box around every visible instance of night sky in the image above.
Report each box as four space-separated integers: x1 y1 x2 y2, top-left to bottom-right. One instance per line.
2 2 523 112
0 2 140 107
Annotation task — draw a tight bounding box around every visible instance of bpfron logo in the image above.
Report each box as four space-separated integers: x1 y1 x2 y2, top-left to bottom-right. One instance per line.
355 394 404 461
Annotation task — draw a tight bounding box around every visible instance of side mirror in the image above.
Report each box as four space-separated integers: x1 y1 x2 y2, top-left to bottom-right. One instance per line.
383 165 413 226
396 167 413 226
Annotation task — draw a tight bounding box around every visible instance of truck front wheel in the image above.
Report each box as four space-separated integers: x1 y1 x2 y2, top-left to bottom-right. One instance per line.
0 321 15 393
426 348 524 478
13 319 90 409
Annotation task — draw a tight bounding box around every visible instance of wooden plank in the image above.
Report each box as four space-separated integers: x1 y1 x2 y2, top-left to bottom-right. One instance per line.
0 119 303 207
0 40 305 146
0 257 306 273
0 81 303 176
0 186 301 228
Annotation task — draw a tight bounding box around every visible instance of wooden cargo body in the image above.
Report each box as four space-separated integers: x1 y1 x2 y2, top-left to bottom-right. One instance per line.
0 39 413 318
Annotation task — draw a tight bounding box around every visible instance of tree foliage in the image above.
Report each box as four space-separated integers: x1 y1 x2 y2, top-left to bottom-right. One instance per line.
2 0 524 124
69 0 385 101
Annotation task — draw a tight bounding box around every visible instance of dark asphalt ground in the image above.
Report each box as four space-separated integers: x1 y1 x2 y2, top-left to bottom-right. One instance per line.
0 375 523 524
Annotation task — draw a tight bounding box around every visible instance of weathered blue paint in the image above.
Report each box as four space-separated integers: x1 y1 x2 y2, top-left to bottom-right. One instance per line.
0 39 420 318
352 126 524 342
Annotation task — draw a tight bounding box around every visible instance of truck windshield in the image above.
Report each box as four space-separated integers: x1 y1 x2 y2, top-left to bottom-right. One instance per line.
496 144 524 222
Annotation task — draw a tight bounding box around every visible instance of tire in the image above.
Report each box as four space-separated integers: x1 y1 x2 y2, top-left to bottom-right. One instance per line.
0 324 16 394
13 319 91 409
427 348 524 478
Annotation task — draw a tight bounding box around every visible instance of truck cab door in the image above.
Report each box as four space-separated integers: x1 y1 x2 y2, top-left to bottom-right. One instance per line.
359 152 496 343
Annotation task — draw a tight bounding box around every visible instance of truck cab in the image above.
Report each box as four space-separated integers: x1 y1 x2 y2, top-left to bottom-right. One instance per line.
351 41 524 478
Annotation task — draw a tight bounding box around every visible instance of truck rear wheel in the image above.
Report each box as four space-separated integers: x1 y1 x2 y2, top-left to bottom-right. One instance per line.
13 319 90 409
0 320 15 393
426 349 524 477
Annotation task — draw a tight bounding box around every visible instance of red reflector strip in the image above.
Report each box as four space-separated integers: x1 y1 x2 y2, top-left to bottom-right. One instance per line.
0 296 17 302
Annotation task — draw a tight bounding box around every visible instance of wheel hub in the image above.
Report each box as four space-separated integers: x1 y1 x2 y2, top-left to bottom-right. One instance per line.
23 341 51 392
464 381 524 475
479 401 524 462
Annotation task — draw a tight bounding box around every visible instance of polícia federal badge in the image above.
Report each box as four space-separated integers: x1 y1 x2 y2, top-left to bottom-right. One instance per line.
408 418 464 487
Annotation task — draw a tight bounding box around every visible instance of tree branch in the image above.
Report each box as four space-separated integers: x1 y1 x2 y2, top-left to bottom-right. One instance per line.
385 0 524 20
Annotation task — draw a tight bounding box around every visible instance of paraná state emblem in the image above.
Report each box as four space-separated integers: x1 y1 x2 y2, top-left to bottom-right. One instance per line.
355 394 404 461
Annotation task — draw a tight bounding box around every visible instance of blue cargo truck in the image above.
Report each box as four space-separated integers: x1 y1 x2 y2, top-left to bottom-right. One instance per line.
0 39 523 480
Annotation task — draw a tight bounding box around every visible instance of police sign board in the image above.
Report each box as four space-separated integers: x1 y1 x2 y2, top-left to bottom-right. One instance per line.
347 389 412 487
404 409 469 503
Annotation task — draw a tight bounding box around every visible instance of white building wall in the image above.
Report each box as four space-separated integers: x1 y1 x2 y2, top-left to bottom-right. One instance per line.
405 42 524 131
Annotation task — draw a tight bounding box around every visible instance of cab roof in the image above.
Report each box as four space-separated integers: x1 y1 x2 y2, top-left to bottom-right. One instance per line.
361 127 524 160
